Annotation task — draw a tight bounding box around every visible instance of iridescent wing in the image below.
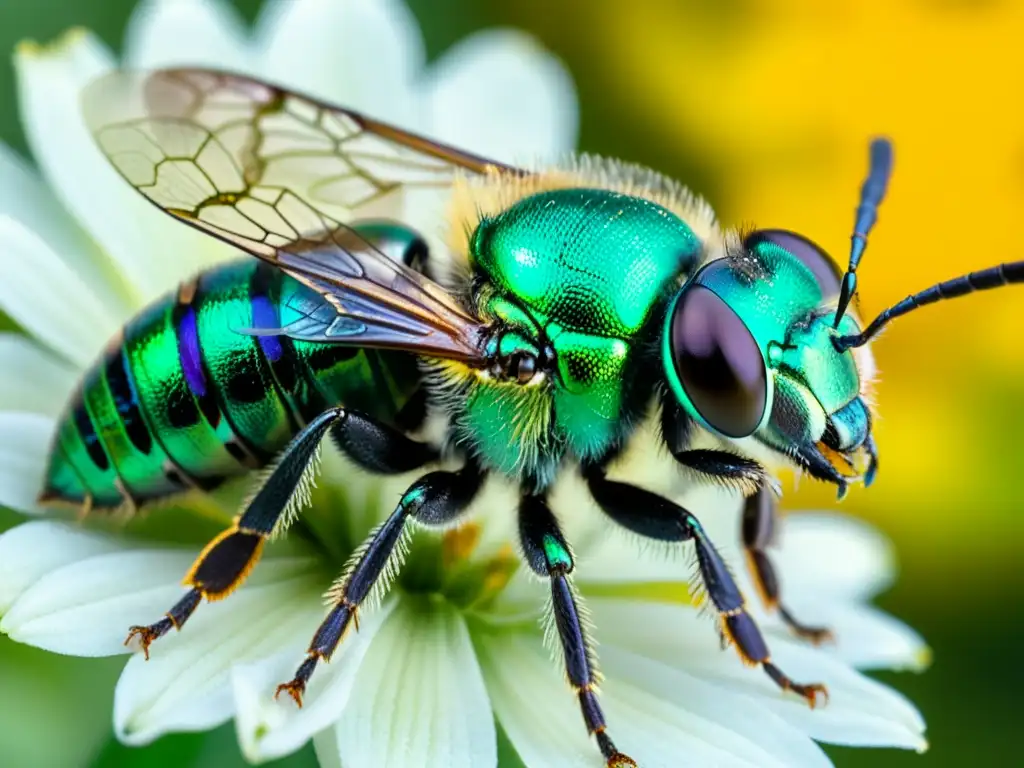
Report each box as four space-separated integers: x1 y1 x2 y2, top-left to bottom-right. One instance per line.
82 68 526 361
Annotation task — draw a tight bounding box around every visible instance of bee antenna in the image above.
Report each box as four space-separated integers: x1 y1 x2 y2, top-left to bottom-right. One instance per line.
833 260 1024 351
833 138 894 329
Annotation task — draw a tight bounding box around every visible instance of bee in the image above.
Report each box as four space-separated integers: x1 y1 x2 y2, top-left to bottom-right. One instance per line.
40 68 1023 768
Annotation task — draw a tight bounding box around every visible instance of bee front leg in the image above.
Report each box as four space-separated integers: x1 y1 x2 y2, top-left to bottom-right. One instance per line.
743 487 833 643
661 399 765 494
518 494 636 768
662 402 832 644
585 467 828 709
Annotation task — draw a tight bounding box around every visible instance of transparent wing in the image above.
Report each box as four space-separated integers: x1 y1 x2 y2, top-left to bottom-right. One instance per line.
82 68 524 361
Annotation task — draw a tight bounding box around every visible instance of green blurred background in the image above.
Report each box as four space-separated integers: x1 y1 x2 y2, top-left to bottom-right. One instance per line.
1 0 1022 765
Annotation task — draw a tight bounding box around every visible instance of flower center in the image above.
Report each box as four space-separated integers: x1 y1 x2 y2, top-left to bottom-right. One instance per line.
399 522 520 610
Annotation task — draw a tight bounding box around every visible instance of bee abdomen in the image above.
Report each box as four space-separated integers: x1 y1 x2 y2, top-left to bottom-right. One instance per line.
43 230 423 513
42 260 304 511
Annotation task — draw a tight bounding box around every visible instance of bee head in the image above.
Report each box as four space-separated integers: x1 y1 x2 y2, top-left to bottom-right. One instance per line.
662 229 877 495
661 138 897 496
662 135 1024 495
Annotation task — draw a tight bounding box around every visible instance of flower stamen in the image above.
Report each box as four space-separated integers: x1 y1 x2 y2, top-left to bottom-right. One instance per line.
442 521 483 566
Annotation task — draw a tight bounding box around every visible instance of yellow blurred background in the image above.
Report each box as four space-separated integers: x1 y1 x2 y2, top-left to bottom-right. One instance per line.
0 0 1022 766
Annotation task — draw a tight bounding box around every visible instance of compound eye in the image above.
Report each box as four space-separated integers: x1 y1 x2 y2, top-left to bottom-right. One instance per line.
669 286 767 438
744 229 843 297
512 353 537 385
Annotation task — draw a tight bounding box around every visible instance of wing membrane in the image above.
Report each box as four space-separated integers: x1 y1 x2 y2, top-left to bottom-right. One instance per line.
82 68 525 361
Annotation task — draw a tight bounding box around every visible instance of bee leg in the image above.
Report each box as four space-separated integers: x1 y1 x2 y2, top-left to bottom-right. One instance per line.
743 487 833 644
661 398 765 493
670 449 767 494
662 402 831 643
275 460 484 706
585 468 828 709
126 407 436 658
518 494 637 768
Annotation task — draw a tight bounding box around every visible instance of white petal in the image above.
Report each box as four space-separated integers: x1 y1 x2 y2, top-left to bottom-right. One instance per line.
124 0 251 70
313 730 345 768
601 646 831 768
3 548 193 655
0 521 123 614
255 0 424 126
479 622 829 768
740 640 926 751
476 628 593 766
3 543 311 657
0 216 120 367
0 142 127 312
15 30 233 302
0 335 77 416
776 599 929 672
423 29 578 164
575 524 693 589
330 598 496 768
0 412 54 515
591 599 927 752
776 513 896 602
115 560 321 744
233 599 397 762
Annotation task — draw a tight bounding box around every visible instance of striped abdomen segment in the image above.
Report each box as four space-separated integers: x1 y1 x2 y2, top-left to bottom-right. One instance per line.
43 258 418 511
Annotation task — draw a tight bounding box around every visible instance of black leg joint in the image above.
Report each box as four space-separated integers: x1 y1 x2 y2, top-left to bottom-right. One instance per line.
331 409 437 474
578 687 606 733
168 588 202 628
724 611 769 662
406 460 483 526
310 603 354 658
518 494 575 576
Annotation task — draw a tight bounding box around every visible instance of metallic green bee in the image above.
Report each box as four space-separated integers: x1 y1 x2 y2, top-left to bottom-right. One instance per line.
40 68 1023 767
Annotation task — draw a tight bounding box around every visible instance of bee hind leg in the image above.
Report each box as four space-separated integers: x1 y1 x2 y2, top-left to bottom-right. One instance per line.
125 406 436 658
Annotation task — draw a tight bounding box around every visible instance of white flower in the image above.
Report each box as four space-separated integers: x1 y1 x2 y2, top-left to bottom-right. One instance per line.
0 1 928 766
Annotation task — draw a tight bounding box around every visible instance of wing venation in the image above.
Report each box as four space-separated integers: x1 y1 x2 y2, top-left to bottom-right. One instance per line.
83 68 528 361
